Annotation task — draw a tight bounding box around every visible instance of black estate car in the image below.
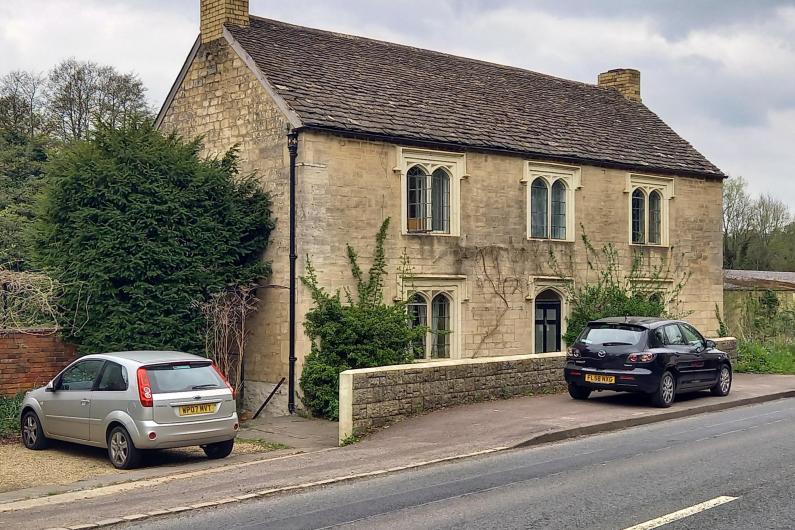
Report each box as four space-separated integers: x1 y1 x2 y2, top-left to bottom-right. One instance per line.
563 317 732 407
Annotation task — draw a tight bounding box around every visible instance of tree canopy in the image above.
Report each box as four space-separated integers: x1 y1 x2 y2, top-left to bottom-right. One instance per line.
31 121 274 353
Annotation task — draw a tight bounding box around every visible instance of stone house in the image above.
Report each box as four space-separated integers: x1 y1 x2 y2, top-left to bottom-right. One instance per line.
157 0 726 414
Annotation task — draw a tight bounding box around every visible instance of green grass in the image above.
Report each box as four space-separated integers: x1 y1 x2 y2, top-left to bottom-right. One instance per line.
237 438 290 451
339 433 360 446
735 341 795 375
0 393 25 439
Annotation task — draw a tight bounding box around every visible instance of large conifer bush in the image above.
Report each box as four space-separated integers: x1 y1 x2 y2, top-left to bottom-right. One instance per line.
32 121 274 354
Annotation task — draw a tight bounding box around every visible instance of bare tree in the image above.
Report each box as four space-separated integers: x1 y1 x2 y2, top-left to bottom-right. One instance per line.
754 194 790 242
46 59 150 142
0 70 46 136
722 176 754 268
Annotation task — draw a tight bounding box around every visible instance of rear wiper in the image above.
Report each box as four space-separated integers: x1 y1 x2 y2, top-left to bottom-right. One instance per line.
601 342 633 346
191 384 219 390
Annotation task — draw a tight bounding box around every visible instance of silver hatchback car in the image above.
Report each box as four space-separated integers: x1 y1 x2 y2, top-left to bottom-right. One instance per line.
20 351 239 469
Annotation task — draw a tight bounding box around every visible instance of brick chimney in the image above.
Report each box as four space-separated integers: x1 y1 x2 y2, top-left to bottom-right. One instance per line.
200 0 249 42
597 68 641 102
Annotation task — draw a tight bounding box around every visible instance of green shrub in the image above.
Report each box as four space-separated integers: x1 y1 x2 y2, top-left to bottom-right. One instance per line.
299 218 425 420
31 120 274 354
559 235 688 345
734 341 773 373
0 393 24 438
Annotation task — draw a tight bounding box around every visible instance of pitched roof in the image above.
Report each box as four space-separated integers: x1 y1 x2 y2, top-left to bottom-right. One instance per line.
226 17 725 179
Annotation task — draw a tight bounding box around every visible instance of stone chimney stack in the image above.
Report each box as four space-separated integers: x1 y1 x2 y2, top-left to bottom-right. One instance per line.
200 0 249 43
597 68 641 102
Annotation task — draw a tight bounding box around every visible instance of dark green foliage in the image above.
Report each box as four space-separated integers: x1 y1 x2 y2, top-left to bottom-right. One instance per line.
31 120 274 354
558 234 688 345
0 129 48 268
715 304 729 337
735 341 795 375
0 393 24 438
300 218 425 420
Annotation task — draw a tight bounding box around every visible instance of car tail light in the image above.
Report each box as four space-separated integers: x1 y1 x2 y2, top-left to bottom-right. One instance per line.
137 367 153 407
148 432 157 440
212 363 236 400
627 352 657 363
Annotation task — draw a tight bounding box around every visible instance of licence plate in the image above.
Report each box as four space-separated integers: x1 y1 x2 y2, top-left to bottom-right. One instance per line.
179 403 216 416
585 374 615 384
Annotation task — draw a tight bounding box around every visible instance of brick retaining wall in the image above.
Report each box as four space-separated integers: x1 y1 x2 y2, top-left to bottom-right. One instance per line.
338 337 738 444
0 330 76 396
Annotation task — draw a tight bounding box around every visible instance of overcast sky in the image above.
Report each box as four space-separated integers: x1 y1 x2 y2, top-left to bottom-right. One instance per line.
2 0 793 206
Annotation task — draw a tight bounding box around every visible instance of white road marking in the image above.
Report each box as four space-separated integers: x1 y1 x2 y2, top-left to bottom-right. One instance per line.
622 496 738 530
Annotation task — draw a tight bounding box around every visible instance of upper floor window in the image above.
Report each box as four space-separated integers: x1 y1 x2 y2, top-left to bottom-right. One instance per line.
626 174 674 246
399 148 465 236
407 165 450 233
525 163 580 242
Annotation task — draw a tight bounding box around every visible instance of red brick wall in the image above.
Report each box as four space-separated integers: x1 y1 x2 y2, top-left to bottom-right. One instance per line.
0 330 77 396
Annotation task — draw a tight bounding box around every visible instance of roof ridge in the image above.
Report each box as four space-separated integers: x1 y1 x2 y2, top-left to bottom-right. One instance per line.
245 15 613 95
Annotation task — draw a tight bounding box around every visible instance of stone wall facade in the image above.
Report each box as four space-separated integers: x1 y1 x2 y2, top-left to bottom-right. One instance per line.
0 330 76 396
160 33 724 416
339 353 566 442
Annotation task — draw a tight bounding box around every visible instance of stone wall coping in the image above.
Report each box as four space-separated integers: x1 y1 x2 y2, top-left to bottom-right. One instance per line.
341 351 566 377
0 328 61 335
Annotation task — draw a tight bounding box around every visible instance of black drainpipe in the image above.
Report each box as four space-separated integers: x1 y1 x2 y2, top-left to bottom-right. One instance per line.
287 131 299 414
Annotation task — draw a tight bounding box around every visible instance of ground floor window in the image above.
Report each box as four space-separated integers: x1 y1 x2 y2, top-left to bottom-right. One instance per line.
407 291 453 359
534 289 562 353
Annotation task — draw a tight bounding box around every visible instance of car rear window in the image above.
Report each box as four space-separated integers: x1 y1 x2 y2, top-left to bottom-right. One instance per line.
578 324 646 346
145 362 223 394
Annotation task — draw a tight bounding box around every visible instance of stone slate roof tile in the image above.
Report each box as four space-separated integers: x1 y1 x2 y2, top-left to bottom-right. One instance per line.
227 17 725 179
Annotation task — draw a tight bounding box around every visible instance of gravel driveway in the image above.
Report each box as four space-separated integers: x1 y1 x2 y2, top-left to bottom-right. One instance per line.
0 437 283 494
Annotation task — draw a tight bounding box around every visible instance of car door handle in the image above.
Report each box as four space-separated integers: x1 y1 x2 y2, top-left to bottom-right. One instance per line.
81 399 90 405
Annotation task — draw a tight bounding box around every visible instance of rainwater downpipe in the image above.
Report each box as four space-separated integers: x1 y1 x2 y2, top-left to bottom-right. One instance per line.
287 130 298 414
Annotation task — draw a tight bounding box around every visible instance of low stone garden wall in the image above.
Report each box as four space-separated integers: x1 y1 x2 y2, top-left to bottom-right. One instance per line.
0 330 76 396
338 337 738 443
338 352 567 443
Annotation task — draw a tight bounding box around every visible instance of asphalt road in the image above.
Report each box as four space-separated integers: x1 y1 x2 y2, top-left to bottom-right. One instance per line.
128 398 795 530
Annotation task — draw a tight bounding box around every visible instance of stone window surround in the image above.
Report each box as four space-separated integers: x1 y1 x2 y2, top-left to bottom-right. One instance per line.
626 173 675 247
522 162 581 243
629 277 675 311
397 274 467 360
526 275 573 354
395 147 467 237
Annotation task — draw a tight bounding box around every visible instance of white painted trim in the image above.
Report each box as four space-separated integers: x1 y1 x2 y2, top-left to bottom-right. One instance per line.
397 146 466 237
154 36 201 129
338 371 353 444
342 351 566 376
223 27 304 130
523 161 581 242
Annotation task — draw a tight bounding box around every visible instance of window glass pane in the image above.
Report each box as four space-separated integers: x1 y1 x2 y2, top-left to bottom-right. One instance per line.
535 323 544 352
546 323 558 352
407 294 428 359
431 294 451 359
551 180 566 240
531 178 548 238
60 360 105 391
534 291 561 353
431 169 450 233
407 166 429 232
579 324 645 345
97 362 128 391
679 324 703 347
663 325 686 346
146 363 223 394
632 189 645 244
649 191 662 244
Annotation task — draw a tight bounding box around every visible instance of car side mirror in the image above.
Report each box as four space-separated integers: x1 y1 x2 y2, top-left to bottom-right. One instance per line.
705 340 716 349
45 380 56 392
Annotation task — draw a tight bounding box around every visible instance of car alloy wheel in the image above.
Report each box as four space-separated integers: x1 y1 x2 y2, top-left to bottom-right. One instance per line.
720 367 731 393
110 430 129 466
22 414 38 448
660 373 675 405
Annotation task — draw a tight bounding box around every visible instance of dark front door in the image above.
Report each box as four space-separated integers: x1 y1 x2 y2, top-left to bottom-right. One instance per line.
535 301 561 353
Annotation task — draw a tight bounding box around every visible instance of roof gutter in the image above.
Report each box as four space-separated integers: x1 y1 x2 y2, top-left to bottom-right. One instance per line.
295 125 727 181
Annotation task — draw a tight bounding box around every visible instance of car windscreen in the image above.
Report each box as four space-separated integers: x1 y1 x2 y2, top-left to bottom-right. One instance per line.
145 362 223 393
578 324 646 346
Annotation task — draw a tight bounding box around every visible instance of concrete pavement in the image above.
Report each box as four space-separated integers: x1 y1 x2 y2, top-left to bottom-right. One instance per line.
1 373 794 529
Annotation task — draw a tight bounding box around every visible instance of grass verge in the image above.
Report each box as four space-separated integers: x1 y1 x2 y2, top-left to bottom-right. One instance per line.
735 340 795 374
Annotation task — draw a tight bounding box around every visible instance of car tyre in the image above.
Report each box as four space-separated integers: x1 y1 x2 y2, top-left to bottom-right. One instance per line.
203 439 234 459
568 384 591 400
21 410 48 450
711 364 732 397
107 425 142 469
651 370 676 408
